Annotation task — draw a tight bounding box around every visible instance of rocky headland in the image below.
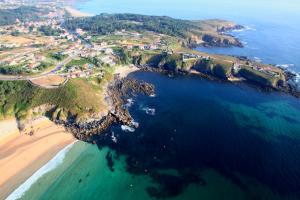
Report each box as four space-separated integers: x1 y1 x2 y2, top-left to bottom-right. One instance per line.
54 77 155 141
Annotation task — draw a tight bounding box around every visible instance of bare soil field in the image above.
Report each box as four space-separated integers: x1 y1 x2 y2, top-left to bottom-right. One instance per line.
30 75 67 88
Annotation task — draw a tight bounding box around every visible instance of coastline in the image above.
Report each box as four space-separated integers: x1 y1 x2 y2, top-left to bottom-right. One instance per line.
0 117 76 200
115 65 139 78
0 65 139 199
65 6 94 17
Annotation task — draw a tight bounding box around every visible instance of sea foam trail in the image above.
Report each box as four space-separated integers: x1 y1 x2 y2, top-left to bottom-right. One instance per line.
6 141 77 200
276 64 300 90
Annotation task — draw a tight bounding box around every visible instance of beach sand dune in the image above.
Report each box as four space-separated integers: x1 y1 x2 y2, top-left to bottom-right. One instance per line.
0 117 75 199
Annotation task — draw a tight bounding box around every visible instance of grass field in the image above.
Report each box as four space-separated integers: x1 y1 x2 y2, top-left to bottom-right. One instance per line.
0 77 107 121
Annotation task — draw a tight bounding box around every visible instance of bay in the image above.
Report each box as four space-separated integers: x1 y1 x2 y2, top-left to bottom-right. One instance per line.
21 72 300 199
18 1 300 199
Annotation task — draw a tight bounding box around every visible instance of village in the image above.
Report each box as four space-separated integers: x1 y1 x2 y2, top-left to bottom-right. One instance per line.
0 14 173 80
0 4 284 89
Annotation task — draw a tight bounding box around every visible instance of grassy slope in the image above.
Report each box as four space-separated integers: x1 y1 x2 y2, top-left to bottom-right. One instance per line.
0 6 47 26
238 66 281 88
0 78 104 120
64 13 241 47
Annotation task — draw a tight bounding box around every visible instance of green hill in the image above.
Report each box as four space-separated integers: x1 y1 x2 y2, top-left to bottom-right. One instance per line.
64 13 243 47
0 78 105 121
0 6 47 26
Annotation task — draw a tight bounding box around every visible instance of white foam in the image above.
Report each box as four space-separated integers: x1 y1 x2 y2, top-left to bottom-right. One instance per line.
149 93 156 98
111 132 118 143
283 67 300 91
288 77 300 91
121 125 135 132
254 57 262 63
131 120 139 128
123 98 134 109
232 29 244 33
276 64 295 69
232 25 256 33
143 107 156 116
245 25 256 31
6 141 77 200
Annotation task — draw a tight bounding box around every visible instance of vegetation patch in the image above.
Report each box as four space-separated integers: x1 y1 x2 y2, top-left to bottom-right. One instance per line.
0 78 105 121
0 6 48 26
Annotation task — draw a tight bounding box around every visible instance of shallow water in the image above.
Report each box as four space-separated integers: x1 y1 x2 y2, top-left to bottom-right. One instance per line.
21 72 300 199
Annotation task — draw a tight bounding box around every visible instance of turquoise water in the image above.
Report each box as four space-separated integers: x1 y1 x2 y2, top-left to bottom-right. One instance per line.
18 142 255 200
16 1 300 199
20 72 300 199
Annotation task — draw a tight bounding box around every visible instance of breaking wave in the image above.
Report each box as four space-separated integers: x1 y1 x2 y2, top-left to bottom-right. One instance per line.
276 63 300 90
121 125 135 132
6 141 77 200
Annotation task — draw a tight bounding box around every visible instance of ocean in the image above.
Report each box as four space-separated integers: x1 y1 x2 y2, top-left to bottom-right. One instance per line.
15 72 300 200
12 0 300 199
75 0 300 72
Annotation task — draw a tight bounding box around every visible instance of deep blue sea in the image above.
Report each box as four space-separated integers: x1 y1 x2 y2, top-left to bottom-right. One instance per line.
18 72 300 200
12 1 300 199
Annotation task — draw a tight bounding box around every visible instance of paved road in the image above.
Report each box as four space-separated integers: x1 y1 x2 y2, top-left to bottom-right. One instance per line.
0 55 74 81
0 31 88 82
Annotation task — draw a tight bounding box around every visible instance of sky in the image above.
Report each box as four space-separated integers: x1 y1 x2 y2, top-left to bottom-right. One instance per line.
75 0 300 23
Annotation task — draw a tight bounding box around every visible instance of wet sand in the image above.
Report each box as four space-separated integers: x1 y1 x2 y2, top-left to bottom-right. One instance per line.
0 117 75 199
0 65 138 199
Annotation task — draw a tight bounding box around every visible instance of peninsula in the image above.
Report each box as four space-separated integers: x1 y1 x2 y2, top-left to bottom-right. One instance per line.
0 6 299 134
0 4 300 198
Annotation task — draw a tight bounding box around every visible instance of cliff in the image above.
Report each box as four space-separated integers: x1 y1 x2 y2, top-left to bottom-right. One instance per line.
129 50 293 94
238 66 286 89
64 13 244 48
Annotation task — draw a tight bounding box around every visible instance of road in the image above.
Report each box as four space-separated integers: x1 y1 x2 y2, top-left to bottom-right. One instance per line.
0 55 74 81
0 31 86 81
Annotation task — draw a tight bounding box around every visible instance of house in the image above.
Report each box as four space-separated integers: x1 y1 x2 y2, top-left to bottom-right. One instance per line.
100 42 108 47
104 48 113 55
76 28 85 36
67 35 74 41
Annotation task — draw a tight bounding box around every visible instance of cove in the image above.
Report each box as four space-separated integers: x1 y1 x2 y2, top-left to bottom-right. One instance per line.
21 71 300 200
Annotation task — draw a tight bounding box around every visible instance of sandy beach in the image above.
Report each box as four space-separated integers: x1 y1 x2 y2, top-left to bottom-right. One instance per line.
115 65 140 78
0 117 75 199
65 6 94 17
0 119 20 145
0 65 138 199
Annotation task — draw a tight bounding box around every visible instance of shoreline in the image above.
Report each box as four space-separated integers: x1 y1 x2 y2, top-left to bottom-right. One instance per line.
6 141 77 200
0 117 76 200
64 6 94 17
0 65 139 199
115 65 140 78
